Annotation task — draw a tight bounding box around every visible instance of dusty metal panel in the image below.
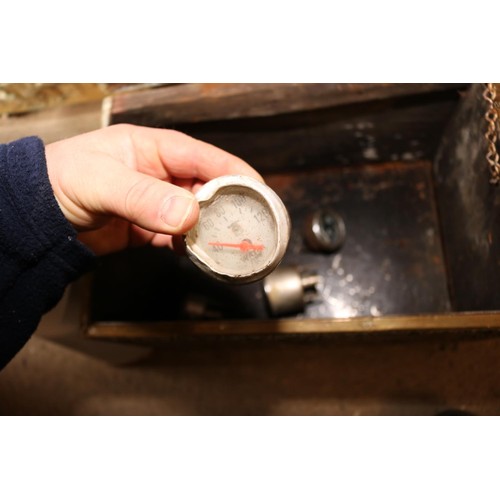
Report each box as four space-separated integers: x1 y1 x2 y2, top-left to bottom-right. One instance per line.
268 161 450 318
89 160 449 331
109 83 465 171
434 84 500 311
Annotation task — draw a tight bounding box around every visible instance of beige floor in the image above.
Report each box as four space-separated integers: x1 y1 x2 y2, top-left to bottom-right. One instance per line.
1 332 500 415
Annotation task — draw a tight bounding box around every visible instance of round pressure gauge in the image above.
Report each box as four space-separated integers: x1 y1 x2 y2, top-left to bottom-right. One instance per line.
184 175 291 284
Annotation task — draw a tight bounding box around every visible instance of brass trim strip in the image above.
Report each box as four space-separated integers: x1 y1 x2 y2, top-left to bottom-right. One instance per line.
87 312 500 342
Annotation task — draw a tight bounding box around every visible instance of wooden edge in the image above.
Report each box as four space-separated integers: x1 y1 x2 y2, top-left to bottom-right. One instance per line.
109 83 467 125
0 100 104 144
86 311 500 343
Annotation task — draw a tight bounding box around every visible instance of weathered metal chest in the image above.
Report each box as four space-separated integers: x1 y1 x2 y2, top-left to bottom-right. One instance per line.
84 83 500 344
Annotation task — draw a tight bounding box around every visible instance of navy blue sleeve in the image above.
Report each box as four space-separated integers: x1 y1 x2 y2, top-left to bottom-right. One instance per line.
0 137 95 369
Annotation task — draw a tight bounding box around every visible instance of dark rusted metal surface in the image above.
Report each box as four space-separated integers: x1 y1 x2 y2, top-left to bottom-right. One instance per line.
90 160 450 327
268 161 450 318
434 84 500 311
90 246 268 322
111 86 463 172
180 97 459 173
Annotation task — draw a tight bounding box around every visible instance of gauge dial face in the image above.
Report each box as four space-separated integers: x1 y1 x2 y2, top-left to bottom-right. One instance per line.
185 176 290 283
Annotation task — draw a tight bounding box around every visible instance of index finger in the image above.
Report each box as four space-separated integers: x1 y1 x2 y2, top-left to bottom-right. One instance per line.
128 125 265 183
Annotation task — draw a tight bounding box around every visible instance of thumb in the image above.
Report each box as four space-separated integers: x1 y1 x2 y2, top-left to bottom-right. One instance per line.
96 164 199 234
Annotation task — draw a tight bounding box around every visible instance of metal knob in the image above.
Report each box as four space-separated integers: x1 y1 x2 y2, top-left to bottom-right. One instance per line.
263 266 320 317
303 209 346 253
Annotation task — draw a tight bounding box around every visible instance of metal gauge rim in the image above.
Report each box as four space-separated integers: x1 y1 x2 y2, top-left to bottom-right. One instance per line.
184 175 291 284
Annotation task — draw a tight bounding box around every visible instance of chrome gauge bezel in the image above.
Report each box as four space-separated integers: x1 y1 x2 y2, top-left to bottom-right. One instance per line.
184 175 291 284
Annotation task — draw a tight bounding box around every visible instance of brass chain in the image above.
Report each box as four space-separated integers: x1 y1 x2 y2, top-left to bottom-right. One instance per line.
483 83 500 184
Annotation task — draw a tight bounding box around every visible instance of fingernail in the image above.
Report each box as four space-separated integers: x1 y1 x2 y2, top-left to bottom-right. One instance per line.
160 195 195 230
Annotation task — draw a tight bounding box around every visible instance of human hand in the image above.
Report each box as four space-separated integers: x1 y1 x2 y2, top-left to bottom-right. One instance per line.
45 124 263 255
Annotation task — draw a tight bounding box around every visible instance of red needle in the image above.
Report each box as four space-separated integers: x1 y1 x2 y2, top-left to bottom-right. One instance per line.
208 241 265 252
